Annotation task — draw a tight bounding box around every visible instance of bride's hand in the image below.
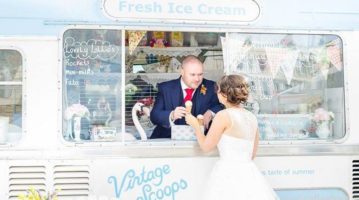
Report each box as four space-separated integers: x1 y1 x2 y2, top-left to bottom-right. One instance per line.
185 113 199 128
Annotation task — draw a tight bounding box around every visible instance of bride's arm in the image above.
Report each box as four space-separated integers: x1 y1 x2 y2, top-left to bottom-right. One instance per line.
252 128 259 160
186 111 228 153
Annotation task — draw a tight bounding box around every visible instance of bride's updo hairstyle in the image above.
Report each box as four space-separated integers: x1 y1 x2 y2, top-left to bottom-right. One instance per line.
217 75 249 105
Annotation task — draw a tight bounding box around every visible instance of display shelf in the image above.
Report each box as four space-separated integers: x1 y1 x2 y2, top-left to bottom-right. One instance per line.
126 46 222 57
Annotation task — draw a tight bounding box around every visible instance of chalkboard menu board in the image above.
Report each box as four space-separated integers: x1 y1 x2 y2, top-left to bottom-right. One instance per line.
62 29 122 142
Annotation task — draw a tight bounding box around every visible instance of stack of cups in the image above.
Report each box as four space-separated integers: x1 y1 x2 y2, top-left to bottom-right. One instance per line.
197 115 205 133
197 115 204 126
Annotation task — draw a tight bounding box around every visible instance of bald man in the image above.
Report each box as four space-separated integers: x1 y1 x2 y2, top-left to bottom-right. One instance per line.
150 55 223 139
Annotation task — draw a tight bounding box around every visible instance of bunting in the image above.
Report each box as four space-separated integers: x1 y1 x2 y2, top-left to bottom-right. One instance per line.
128 30 147 55
265 48 286 78
326 39 343 71
280 50 298 85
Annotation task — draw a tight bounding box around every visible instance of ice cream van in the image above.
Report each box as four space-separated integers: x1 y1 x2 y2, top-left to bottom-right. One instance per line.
0 0 359 199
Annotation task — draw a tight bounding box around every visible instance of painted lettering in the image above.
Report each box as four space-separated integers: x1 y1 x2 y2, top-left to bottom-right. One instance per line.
119 0 161 13
197 4 246 16
108 164 188 199
168 3 192 14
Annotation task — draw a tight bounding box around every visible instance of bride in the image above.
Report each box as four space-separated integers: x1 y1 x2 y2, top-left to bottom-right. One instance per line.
185 74 279 200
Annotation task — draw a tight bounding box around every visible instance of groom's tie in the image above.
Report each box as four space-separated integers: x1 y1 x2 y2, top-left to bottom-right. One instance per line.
183 88 194 103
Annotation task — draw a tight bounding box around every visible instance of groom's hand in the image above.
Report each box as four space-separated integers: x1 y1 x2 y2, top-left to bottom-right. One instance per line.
203 110 214 129
171 107 187 121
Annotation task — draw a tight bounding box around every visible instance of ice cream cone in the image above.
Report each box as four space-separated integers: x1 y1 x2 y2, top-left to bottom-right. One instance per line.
185 101 192 113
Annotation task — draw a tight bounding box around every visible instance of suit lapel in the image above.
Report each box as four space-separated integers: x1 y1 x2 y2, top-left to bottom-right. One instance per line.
171 77 186 125
172 77 183 108
194 83 204 115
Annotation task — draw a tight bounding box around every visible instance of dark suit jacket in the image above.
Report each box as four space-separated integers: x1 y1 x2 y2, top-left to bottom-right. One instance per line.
150 77 223 138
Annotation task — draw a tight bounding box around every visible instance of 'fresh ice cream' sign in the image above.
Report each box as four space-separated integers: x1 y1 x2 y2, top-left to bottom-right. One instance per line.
103 0 260 24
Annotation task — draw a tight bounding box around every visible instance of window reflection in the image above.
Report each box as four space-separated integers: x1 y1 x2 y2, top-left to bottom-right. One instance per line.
226 33 344 141
62 29 123 142
0 50 22 144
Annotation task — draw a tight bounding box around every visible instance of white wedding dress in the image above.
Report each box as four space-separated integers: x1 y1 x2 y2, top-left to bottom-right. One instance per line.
204 108 279 200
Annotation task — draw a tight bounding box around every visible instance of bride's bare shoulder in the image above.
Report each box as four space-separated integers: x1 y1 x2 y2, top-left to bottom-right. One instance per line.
213 109 230 121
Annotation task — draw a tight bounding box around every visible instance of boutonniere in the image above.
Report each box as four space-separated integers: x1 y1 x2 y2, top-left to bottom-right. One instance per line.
200 84 207 95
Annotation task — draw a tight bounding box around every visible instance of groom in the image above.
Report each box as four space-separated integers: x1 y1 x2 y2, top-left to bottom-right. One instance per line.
150 55 223 139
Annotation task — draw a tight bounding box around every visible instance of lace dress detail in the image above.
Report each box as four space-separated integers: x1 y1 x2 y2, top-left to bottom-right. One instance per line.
203 108 279 200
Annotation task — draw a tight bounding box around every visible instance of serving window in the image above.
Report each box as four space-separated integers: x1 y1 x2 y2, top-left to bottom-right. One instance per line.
62 29 345 144
124 31 224 141
61 28 224 143
0 50 23 144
